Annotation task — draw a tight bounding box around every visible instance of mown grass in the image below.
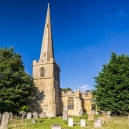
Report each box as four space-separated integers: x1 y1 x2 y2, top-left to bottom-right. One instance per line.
8 115 129 129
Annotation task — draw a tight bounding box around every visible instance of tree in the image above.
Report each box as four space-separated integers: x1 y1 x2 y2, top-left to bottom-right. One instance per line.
61 87 72 93
0 47 34 113
94 52 129 115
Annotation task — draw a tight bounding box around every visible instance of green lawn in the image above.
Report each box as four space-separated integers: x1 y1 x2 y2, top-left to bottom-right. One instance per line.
8 115 129 129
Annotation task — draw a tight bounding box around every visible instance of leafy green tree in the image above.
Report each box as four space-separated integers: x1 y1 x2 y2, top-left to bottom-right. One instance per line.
61 87 72 93
0 47 34 113
94 52 129 115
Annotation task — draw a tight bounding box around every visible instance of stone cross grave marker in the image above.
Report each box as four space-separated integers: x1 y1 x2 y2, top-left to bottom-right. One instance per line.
68 118 73 126
0 112 9 129
94 119 102 128
88 114 94 121
107 111 111 120
19 111 26 122
39 112 46 118
62 110 68 120
51 124 61 129
80 119 86 127
27 112 32 119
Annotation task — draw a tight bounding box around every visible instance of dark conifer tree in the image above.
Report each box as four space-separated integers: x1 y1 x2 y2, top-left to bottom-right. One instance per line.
94 52 129 115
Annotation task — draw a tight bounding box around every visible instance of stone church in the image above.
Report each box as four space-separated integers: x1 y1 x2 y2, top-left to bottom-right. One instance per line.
32 4 92 117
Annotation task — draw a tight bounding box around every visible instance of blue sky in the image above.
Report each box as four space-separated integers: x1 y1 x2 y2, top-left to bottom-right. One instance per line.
0 0 129 91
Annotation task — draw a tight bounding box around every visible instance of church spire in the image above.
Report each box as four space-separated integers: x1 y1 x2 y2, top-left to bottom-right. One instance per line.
40 3 54 61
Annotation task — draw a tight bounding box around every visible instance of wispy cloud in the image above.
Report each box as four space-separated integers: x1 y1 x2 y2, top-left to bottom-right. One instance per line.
80 84 91 92
119 10 126 16
73 85 92 93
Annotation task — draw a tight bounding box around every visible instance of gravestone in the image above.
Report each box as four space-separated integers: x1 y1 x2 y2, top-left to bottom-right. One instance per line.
62 110 68 120
94 119 102 128
0 112 9 129
32 112 38 120
98 117 104 124
88 114 94 121
0 113 1 119
102 113 108 123
39 112 46 118
68 118 73 126
19 111 26 122
79 109 83 116
9 112 13 121
51 124 61 129
80 119 86 127
107 111 111 120
27 112 32 119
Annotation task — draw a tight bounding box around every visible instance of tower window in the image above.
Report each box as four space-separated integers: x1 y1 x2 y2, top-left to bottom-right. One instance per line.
40 67 45 77
68 97 74 110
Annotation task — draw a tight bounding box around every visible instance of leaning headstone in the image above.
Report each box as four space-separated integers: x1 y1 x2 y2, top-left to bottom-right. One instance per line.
19 111 26 122
32 112 38 120
88 114 94 121
94 119 102 128
63 110 68 120
0 112 9 129
51 124 61 129
9 112 13 122
68 118 73 126
39 112 46 118
80 119 86 127
27 112 32 119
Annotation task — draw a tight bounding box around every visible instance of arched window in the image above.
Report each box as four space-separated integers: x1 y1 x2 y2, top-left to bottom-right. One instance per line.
68 97 74 110
40 67 45 77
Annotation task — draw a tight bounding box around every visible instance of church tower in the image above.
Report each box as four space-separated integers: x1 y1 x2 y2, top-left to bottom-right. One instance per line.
32 3 61 117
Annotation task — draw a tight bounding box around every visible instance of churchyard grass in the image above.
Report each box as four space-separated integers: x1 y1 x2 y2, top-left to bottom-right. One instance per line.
7 115 129 129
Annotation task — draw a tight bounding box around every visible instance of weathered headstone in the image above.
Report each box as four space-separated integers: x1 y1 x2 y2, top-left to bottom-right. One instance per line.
68 118 73 126
9 112 13 122
62 110 68 120
107 111 111 120
102 113 108 123
79 109 83 116
0 112 9 129
19 111 26 122
94 119 102 128
88 114 94 121
51 124 61 129
0 113 1 119
80 119 86 127
32 112 38 120
27 112 32 119
39 112 46 118
98 117 104 124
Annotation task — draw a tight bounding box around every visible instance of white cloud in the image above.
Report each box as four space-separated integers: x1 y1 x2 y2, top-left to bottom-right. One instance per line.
80 84 91 93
